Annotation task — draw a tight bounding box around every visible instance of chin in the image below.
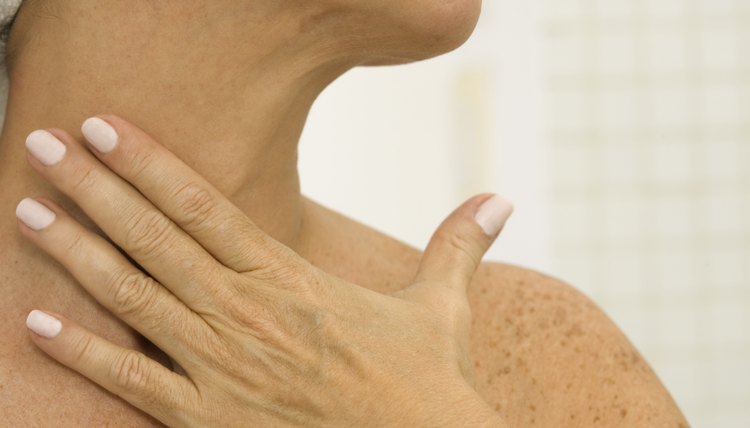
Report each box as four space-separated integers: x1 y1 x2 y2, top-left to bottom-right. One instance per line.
416 0 482 57
365 0 482 65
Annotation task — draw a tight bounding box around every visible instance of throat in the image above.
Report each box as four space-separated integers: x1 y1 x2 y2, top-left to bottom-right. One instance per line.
0 4 351 252
0 75 312 250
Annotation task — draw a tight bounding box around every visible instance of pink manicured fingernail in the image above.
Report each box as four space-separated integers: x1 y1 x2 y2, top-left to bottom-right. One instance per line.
81 117 118 153
26 310 62 338
25 130 66 166
474 194 514 236
16 198 56 230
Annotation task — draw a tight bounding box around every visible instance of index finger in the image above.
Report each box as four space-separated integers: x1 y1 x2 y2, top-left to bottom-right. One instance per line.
80 114 294 273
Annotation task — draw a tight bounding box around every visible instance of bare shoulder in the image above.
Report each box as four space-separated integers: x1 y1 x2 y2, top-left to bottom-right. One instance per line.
467 262 689 427
301 200 688 425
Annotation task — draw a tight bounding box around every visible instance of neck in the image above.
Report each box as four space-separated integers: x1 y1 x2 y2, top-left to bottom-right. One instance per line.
0 1 354 249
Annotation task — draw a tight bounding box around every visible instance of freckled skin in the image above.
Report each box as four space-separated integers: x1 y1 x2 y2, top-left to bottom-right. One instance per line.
299 200 690 427
467 264 686 427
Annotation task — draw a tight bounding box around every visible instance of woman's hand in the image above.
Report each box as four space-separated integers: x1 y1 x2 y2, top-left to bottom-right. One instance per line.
16 115 513 427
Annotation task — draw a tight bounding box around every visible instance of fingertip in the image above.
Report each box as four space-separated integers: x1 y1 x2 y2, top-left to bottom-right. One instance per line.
413 194 501 287
93 113 122 124
25 310 86 367
88 114 131 138
26 309 63 339
15 197 57 231
81 116 119 154
473 194 513 237
31 197 65 212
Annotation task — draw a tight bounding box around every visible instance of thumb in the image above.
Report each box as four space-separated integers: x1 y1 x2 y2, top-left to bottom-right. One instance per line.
398 194 512 385
411 193 513 293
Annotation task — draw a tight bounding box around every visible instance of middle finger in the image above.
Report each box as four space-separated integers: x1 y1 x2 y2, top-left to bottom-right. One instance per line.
24 128 228 308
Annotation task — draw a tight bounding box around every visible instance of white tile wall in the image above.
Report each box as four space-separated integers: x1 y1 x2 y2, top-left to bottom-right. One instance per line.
541 1 750 425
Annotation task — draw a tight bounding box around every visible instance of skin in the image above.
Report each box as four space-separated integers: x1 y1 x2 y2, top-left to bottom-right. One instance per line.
19 116 512 426
0 0 689 426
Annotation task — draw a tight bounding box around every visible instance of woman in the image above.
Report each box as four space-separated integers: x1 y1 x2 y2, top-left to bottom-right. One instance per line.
0 0 688 426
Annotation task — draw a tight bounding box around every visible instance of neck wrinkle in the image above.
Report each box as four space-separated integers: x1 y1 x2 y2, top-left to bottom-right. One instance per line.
0 1 355 252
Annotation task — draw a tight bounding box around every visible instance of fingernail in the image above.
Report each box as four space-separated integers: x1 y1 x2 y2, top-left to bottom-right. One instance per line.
26 310 62 338
81 117 118 153
25 130 66 166
16 198 56 230
474 194 514 237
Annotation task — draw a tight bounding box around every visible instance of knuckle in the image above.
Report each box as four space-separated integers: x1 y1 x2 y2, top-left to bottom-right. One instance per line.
438 228 481 267
111 350 151 392
126 146 160 182
189 269 240 313
123 209 173 258
251 258 309 291
222 296 280 340
69 333 97 367
64 231 86 256
171 182 216 229
108 269 158 317
69 166 99 195
196 335 242 376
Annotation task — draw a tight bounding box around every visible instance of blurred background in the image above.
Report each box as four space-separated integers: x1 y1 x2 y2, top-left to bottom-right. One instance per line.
299 0 749 426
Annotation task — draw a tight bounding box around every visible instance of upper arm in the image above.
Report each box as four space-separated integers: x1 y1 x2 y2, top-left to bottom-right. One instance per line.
468 263 689 427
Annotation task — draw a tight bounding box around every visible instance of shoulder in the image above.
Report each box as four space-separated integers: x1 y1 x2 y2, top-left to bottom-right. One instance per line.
467 262 689 427
469 261 597 319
